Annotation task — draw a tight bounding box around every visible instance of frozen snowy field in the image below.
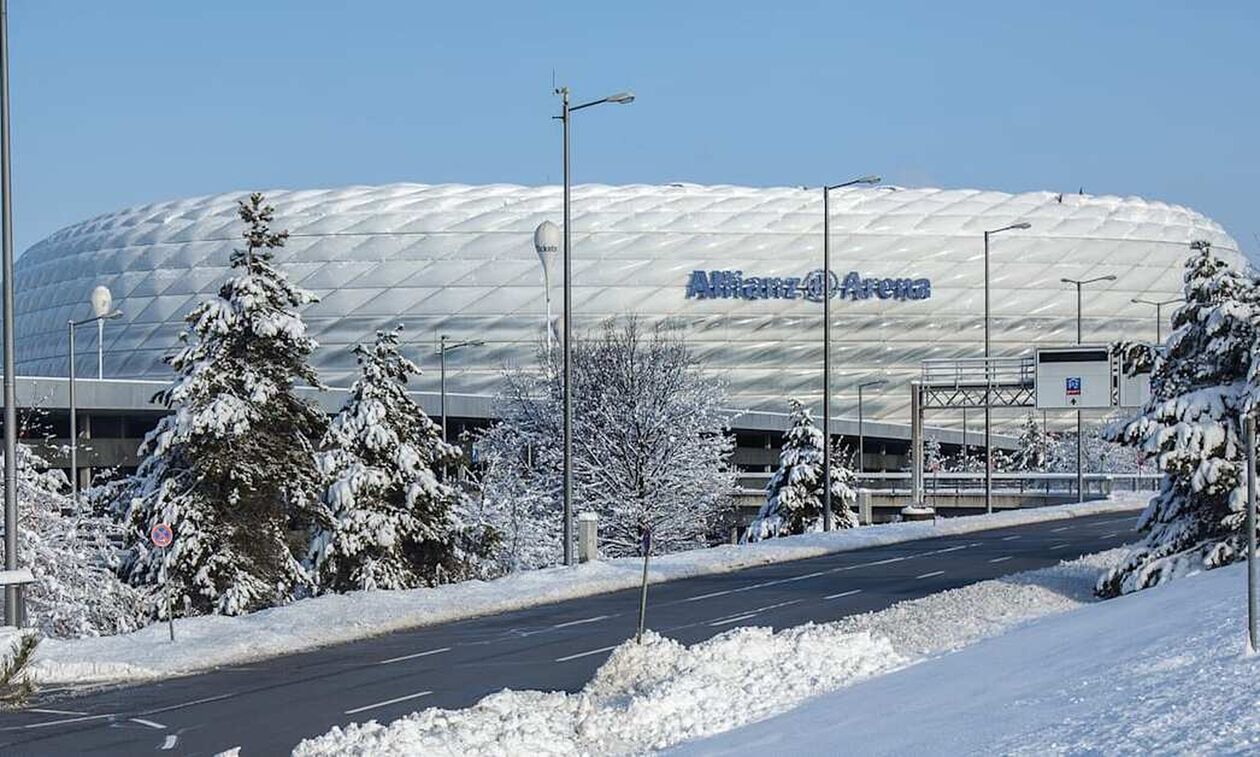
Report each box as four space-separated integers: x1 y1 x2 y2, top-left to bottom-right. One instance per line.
21 497 1139 687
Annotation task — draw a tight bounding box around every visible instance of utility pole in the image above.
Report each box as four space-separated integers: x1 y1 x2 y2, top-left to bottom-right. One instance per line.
1 0 18 625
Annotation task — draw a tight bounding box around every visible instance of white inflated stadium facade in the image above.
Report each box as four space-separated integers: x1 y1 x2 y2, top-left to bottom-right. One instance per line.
13 183 1244 426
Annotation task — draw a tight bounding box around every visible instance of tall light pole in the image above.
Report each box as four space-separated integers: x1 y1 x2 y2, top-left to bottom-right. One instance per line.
554 86 634 565
437 334 484 479
1062 275 1116 503
1131 296 1183 345
68 300 122 507
821 175 880 531
856 379 886 476
0 0 17 626
983 222 1031 514
533 221 561 354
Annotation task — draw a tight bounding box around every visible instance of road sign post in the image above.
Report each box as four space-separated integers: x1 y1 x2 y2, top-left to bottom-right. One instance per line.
150 523 175 642
636 526 652 644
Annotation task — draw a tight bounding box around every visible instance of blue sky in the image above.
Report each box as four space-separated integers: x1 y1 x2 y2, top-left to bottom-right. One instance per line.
8 1 1257 256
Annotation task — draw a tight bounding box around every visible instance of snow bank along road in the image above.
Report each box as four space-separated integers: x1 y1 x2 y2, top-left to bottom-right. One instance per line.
0 509 1141 755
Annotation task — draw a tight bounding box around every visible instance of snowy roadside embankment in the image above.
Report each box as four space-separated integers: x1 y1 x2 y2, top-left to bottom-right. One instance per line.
29 496 1142 686
294 550 1126 755
678 558 1260 756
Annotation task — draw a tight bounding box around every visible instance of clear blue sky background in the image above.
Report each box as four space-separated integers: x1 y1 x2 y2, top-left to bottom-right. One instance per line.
8 1 1257 256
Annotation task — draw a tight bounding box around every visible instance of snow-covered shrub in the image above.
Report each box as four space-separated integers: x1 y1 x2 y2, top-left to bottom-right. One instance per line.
118 193 327 616
748 399 857 539
2 445 144 638
0 629 37 708
475 317 734 569
1098 242 1259 597
309 327 468 592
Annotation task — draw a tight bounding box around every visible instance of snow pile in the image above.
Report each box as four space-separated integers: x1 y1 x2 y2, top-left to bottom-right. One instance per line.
294 551 1127 756
679 560 1260 756
26 498 1138 686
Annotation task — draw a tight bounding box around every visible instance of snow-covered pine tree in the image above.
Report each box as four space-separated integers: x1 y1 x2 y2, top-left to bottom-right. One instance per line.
749 399 858 539
1098 242 1260 597
3 443 145 638
119 193 327 616
923 436 944 473
309 327 464 592
1010 414 1050 472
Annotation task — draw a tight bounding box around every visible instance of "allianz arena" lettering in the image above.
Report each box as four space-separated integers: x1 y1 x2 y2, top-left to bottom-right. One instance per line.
685 269 933 302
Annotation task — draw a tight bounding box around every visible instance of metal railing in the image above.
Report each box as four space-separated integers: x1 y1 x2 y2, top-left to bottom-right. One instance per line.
735 470 1161 497
920 355 1035 388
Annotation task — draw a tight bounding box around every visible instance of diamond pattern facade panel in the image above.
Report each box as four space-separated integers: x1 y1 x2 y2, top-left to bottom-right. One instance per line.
13 183 1244 425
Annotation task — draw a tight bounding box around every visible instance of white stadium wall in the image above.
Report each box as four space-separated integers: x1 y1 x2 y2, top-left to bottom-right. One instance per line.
12 183 1243 425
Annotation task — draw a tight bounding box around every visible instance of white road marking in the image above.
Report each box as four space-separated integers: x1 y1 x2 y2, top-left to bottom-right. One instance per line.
989 556 1012 564
377 646 452 665
1001 535 1021 541
17 713 115 729
708 612 759 627
1051 526 1072 533
551 614 611 630
1050 543 1071 550
555 644 619 663
824 588 862 600
683 588 735 602
922 545 969 555
129 717 165 729
161 734 178 750
782 569 829 583
26 707 87 716
344 690 432 716
1101 531 1119 539
139 691 237 716
916 570 945 580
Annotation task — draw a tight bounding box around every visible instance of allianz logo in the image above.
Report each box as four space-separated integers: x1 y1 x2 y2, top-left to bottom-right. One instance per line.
685 269 932 302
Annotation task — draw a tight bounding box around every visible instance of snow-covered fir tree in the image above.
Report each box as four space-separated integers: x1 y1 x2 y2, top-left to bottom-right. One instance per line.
309 327 465 592
4 444 144 638
474 318 734 567
119 193 327 616
1010 414 1051 472
749 399 858 539
923 435 944 473
1098 242 1260 597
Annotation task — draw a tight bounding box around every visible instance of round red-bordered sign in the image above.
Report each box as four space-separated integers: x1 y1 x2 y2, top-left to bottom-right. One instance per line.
150 523 173 548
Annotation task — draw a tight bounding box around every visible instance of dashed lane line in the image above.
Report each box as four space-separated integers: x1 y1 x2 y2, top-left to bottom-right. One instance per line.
377 646 452 665
344 690 432 716
1050 543 1072 550
915 570 946 580
26 707 87 716
824 589 862 600
1001 535 1022 541
988 556 1013 564
161 735 178 750
137 691 237 717
128 718 165 729
707 613 760 627
1051 526 1073 533
555 644 619 663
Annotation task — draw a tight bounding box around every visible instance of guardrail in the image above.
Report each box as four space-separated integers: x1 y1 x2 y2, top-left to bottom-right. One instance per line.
735 470 1160 497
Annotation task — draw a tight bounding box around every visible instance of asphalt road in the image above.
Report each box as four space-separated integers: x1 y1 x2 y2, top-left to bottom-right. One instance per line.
0 509 1141 756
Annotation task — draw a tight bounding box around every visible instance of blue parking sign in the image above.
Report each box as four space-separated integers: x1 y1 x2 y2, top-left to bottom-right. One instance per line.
1066 377 1082 396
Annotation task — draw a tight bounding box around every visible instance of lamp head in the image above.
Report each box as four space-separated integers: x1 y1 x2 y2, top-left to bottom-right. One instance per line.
1011 222 1032 230
533 220 561 272
605 91 635 104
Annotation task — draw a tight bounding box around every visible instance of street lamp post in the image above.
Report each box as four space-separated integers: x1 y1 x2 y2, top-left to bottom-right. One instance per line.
68 292 122 507
554 86 634 565
1062 275 1117 503
821 175 879 531
533 221 561 354
0 0 17 626
1130 296 1183 345
437 334 484 479
856 379 886 476
983 222 1031 514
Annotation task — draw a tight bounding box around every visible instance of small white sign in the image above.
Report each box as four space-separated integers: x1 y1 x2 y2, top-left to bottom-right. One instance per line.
1118 370 1152 409
1036 347 1112 409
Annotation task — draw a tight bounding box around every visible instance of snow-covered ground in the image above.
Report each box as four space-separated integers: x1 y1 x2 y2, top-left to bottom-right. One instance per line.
679 558 1260 756
293 550 1127 755
25 496 1140 686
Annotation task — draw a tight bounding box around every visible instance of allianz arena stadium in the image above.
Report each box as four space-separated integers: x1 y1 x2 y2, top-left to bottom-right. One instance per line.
12 183 1245 427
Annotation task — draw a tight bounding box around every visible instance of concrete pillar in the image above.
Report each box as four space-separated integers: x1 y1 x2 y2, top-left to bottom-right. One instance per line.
577 512 598 563
858 489 873 525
